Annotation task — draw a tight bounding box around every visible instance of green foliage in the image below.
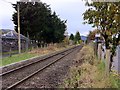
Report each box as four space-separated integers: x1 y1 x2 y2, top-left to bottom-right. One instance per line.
83 2 120 71
109 73 120 88
12 2 66 44
74 31 81 44
83 2 120 49
69 34 74 40
87 29 101 41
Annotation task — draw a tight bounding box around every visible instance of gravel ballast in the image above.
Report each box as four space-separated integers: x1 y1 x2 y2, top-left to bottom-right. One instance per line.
15 46 82 88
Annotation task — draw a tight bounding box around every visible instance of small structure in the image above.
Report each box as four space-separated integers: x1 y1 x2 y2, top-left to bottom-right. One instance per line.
1 29 30 53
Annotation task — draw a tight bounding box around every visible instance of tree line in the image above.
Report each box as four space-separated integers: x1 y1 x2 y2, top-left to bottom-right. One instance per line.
69 31 81 44
12 1 67 45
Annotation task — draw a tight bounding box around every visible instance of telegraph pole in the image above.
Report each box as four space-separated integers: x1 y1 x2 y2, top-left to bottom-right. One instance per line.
2 0 21 54
3 0 41 54
17 2 21 54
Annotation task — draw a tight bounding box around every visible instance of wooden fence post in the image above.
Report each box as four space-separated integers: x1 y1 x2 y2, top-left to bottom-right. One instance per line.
105 49 110 76
98 43 102 60
94 43 97 56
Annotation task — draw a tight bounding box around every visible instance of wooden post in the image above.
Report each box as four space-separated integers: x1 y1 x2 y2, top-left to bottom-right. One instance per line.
26 32 29 52
98 43 102 60
105 49 110 76
9 44 12 57
17 3 21 54
94 43 98 56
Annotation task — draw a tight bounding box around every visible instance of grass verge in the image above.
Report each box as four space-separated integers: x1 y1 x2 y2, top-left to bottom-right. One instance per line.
1 53 36 66
1 45 72 66
61 45 120 88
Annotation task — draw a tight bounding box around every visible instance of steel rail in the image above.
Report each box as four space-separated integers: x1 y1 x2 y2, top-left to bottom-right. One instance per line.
0 46 77 76
5 46 80 90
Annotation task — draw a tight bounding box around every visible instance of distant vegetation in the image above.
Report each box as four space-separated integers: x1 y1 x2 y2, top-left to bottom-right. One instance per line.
69 31 82 44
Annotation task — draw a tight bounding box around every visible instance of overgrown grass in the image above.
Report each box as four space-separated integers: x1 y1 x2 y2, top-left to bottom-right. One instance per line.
109 71 120 88
97 61 120 88
62 45 120 88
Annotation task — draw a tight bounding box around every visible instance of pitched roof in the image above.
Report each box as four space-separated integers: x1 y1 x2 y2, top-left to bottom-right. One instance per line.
1 29 29 40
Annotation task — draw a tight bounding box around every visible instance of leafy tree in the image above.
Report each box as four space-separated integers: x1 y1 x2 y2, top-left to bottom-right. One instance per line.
69 34 74 40
12 2 66 45
87 29 101 43
74 31 81 44
83 2 120 49
83 1 120 71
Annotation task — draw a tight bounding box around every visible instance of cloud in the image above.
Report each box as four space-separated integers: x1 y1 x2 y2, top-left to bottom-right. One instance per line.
0 0 93 36
0 0 15 29
41 0 92 36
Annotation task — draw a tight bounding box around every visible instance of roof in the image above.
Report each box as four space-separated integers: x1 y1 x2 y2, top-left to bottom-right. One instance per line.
1 29 29 40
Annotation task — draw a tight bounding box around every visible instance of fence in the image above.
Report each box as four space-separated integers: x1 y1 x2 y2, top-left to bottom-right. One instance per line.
97 43 120 74
112 45 120 73
2 38 37 58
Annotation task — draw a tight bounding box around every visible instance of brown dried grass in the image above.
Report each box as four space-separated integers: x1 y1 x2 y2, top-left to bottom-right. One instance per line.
28 45 66 56
75 45 95 65
62 45 115 88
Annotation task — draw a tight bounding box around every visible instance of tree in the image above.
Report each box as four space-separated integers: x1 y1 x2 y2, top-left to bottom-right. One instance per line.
87 29 101 43
83 2 120 49
74 31 81 44
50 12 67 43
12 2 66 45
69 34 74 40
83 1 120 72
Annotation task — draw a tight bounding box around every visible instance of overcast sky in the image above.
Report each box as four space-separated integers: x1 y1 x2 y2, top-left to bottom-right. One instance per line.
0 0 93 36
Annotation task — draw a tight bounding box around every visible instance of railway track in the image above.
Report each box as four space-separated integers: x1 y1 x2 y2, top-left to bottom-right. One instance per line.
1 45 82 90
